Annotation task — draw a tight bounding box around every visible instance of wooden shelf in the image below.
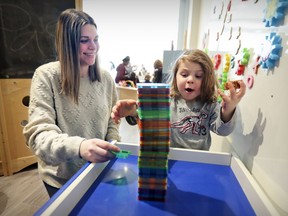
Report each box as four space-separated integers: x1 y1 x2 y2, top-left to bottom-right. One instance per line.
0 79 37 176
116 86 138 100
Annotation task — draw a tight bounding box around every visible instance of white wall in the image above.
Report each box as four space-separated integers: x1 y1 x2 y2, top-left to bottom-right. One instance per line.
194 0 288 214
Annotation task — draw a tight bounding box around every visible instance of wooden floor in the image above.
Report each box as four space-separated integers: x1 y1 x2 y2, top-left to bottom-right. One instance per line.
0 163 49 216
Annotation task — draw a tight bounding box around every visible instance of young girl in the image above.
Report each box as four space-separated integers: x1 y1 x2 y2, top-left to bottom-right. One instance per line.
111 49 246 150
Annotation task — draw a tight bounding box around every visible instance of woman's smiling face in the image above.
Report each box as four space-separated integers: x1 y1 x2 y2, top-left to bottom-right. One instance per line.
79 24 99 67
176 61 204 101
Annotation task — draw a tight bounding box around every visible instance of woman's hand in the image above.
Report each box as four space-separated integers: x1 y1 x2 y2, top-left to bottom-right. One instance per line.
79 139 120 163
218 80 246 122
111 99 138 124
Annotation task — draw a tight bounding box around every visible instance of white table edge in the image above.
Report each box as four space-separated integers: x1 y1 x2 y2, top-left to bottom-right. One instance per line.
38 142 278 216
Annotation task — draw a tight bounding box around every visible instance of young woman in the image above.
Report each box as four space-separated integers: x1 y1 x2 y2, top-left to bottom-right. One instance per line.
111 49 246 150
23 9 120 197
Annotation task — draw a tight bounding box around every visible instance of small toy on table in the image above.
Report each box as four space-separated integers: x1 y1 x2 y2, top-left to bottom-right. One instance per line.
109 140 131 159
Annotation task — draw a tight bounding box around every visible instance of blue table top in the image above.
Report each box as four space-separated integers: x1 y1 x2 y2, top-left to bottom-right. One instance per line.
66 155 255 216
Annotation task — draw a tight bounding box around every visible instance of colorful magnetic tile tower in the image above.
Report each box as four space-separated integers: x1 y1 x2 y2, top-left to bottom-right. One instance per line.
137 83 170 201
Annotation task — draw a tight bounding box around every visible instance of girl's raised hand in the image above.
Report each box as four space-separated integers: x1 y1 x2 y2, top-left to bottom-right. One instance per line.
218 80 246 122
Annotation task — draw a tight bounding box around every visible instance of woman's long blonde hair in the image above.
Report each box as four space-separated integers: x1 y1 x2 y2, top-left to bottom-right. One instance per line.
56 9 101 104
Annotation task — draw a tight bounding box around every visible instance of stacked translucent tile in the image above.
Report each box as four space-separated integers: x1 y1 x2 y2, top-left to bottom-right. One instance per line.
137 83 170 201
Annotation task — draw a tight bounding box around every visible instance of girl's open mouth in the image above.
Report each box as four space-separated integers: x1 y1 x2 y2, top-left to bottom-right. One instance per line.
185 88 193 92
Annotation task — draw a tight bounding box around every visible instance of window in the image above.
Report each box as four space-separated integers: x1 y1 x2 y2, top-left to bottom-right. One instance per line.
83 0 179 76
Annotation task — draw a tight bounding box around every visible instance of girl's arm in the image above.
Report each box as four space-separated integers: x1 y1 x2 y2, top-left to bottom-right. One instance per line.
111 99 138 124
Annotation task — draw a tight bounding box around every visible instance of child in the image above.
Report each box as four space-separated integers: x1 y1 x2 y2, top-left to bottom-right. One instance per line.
111 49 246 150
144 74 152 83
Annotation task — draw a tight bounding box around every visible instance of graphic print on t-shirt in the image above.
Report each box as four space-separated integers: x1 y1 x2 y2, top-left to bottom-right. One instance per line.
171 112 208 135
